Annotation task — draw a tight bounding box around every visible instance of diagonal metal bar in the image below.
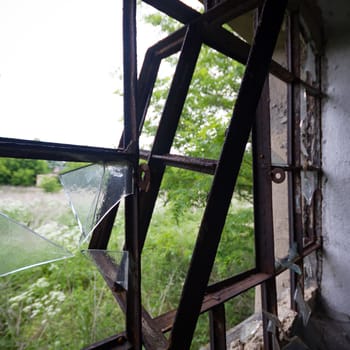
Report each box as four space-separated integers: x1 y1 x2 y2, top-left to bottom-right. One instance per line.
168 0 288 348
138 24 202 251
142 0 199 23
143 0 262 27
92 255 168 349
143 0 319 92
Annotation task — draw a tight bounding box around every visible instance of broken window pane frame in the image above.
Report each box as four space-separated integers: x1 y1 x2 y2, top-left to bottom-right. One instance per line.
270 75 288 165
141 167 208 317
300 88 321 168
59 162 133 246
169 44 244 160
0 1 124 148
223 10 255 44
139 53 180 152
271 14 288 70
210 150 255 285
301 170 321 246
224 289 256 345
272 178 291 293
299 23 318 86
0 212 73 277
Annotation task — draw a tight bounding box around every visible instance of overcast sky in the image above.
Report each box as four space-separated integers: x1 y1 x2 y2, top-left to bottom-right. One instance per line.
0 0 201 148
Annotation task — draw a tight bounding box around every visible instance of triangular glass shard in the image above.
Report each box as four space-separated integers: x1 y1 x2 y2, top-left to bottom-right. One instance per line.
82 249 128 290
294 285 312 326
60 162 133 245
0 212 73 277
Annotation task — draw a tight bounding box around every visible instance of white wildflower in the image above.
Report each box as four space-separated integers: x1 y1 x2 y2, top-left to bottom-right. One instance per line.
34 277 49 288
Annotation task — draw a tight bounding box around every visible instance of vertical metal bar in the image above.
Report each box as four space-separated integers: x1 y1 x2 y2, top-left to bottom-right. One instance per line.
169 1 287 348
123 0 138 148
254 78 278 350
123 1 142 349
287 10 303 311
209 304 227 350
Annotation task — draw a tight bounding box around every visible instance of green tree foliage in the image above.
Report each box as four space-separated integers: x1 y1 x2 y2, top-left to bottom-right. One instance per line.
39 176 62 193
0 158 50 186
142 11 252 216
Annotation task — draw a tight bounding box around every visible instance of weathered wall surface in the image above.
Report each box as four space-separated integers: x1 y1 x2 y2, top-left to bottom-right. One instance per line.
319 0 350 319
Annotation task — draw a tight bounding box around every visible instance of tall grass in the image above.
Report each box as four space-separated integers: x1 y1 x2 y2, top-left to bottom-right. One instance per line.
0 187 254 349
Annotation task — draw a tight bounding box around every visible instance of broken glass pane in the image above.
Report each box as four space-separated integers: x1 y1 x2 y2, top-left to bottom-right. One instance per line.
301 171 317 205
300 87 321 167
294 286 311 326
60 162 133 245
300 33 317 85
270 76 288 165
82 249 128 290
0 212 73 277
264 311 282 350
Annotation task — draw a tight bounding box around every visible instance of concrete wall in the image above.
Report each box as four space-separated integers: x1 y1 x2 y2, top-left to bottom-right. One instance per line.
319 0 350 319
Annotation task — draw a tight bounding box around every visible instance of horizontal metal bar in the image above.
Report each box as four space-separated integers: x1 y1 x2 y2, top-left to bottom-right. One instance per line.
155 272 270 333
140 149 217 174
271 163 322 172
0 137 131 163
154 242 320 333
94 243 320 342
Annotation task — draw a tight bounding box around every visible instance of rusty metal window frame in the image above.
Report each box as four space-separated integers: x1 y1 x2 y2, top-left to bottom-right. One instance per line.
0 1 323 349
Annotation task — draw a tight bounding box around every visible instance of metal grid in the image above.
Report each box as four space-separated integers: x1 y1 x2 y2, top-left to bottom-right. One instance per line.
0 0 323 349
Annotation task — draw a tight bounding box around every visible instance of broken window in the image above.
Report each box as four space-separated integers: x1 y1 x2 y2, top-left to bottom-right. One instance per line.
0 0 323 349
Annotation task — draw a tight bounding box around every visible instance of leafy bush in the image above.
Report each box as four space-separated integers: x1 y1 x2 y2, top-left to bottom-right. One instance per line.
0 158 50 186
39 176 62 193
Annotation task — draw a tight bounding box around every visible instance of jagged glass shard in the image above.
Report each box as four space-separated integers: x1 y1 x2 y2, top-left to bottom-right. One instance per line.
60 162 133 245
301 171 317 205
82 249 128 290
263 311 281 350
0 212 73 277
275 242 302 275
294 286 312 326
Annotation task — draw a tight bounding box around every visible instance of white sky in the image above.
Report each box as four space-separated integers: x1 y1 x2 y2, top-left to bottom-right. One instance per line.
0 0 201 148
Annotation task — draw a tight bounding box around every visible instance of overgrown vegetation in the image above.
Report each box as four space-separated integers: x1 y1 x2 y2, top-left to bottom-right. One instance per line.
0 158 50 186
0 188 254 349
39 176 61 193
